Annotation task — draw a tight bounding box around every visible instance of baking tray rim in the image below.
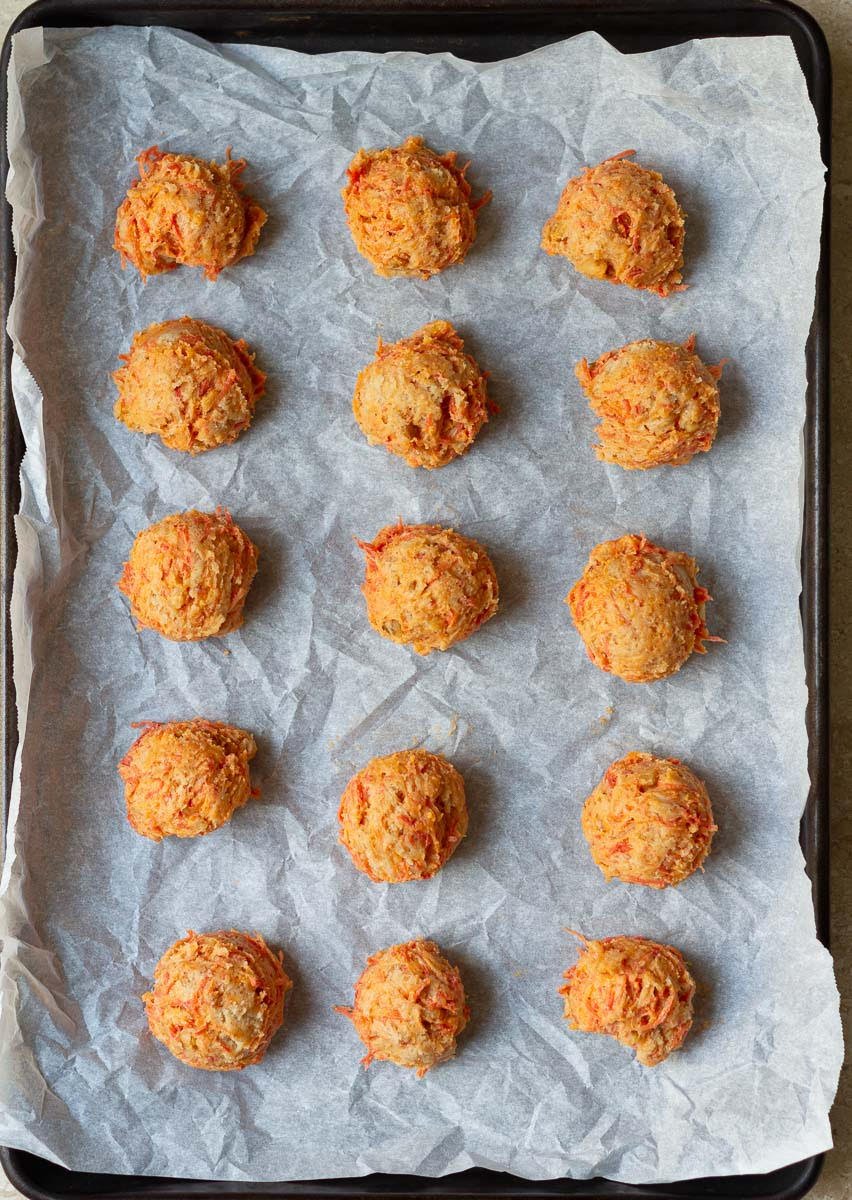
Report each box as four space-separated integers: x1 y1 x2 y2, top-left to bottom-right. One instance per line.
0 1 832 1197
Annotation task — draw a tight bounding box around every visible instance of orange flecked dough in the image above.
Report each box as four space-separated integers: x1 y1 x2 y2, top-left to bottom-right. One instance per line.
143 930 291 1071
560 934 695 1066
114 318 266 454
339 749 468 883
581 751 717 888
358 522 499 655
119 719 257 841
118 509 258 642
342 136 490 279
114 147 267 281
541 151 685 297
353 320 489 469
336 939 469 1076
566 534 716 683
575 336 723 470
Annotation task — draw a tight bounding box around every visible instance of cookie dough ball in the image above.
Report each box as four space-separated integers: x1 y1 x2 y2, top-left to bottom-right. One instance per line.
143 930 290 1071
541 151 685 297
582 751 716 888
358 522 499 655
114 318 266 454
560 935 695 1066
119 719 257 841
114 147 267 281
566 534 714 683
118 509 258 642
339 749 467 882
337 939 469 1076
342 136 490 279
576 336 723 470
353 321 489 469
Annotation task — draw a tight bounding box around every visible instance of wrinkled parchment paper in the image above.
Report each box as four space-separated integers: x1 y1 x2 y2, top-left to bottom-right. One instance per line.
0 24 841 1184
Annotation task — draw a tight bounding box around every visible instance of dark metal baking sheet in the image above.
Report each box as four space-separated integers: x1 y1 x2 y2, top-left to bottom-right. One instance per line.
0 1 831 1198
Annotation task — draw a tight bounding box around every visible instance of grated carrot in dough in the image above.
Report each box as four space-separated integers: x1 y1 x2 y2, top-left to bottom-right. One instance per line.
541 150 685 297
358 521 498 655
114 317 265 454
119 718 257 841
338 748 468 883
575 336 724 470
143 930 291 1071
118 508 258 642
336 939 469 1077
560 933 695 1066
342 136 490 279
114 146 266 281
353 320 489 469
566 533 720 683
581 751 717 888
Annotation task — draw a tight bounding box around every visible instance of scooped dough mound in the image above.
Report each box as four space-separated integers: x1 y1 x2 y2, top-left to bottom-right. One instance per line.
560 935 695 1066
581 751 716 888
541 151 685 296
358 522 499 655
353 320 489 469
339 749 468 882
566 534 714 683
143 930 290 1071
114 146 267 281
119 719 257 841
342 136 490 278
575 336 723 469
118 509 258 642
337 939 469 1076
113 318 266 454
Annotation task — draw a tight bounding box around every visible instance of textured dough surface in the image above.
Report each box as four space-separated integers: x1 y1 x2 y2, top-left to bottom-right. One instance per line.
541 151 685 296
336 939 469 1076
118 509 258 642
575 336 722 469
560 935 695 1066
353 320 489 468
358 522 499 654
143 930 291 1071
581 751 716 888
114 146 266 281
566 533 714 683
342 136 489 278
119 719 257 841
114 317 266 454
339 749 468 882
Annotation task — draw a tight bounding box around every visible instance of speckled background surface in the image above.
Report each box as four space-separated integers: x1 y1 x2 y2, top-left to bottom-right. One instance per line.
0 1 846 1195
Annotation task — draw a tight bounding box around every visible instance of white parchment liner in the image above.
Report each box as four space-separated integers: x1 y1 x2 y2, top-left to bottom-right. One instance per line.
0 24 841 1183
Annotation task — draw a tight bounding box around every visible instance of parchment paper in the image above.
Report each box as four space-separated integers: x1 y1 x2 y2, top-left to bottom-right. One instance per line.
0 24 842 1184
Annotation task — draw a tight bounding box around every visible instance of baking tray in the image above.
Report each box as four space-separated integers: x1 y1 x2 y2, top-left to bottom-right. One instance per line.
0 0 831 1197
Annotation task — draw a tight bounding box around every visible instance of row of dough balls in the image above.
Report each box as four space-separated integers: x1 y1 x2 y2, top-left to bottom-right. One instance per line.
117 513 719 683
121 728 715 888
131 734 708 1071
143 928 695 1076
112 314 724 471
113 141 685 292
